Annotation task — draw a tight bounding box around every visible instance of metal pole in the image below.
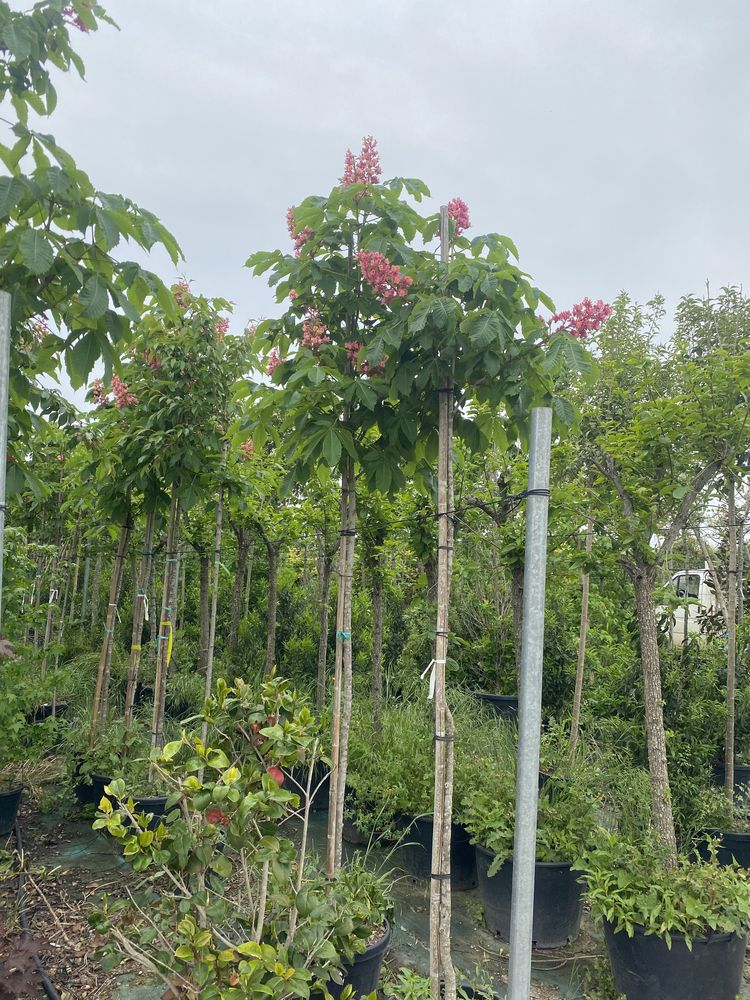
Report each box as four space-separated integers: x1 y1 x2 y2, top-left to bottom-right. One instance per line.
507 406 552 1000
0 292 11 634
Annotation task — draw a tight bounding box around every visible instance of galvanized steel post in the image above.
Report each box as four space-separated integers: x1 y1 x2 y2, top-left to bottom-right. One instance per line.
507 406 552 1000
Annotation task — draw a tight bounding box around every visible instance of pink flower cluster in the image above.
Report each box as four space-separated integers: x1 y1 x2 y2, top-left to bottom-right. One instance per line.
266 347 285 375
239 440 255 460
340 136 382 190
62 5 89 32
172 280 191 310
360 356 388 377
289 289 298 301
357 250 412 305
301 309 330 351
91 379 109 405
447 197 470 237
112 374 138 408
345 341 361 365
215 317 229 342
142 350 161 370
344 340 387 376
549 298 613 339
286 206 312 256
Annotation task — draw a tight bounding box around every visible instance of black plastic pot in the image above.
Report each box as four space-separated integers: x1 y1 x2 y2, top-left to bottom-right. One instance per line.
697 828 750 868
74 771 113 808
475 845 583 948
28 702 69 722
603 919 746 1000
472 692 518 720
0 787 22 836
132 794 169 830
713 763 750 795
326 920 391 999
397 816 477 890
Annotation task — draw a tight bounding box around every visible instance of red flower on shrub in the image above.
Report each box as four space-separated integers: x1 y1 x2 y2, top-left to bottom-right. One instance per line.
205 807 230 827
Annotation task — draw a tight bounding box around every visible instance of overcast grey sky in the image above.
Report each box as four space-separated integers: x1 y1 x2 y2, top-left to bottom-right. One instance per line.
49 0 750 340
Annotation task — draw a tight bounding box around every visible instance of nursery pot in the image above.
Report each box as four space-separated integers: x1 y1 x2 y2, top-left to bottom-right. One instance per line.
713 763 750 795
131 794 169 831
397 816 477 890
698 828 750 869
475 845 583 948
326 920 391 1000
472 692 518 720
603 919 746 1000
74 771 113 808
0 787 23 836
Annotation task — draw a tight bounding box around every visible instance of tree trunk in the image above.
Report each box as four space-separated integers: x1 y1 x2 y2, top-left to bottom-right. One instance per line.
201 475 226 748
80 549 91 623
124 509 156 727
68 531 81 624
263 538 281 674
198 553 210 673
90 550 103 630
327 459 356 876
91 513 132 741
569 517 593 756
371 533 385 735
151 489 181 758
430 373 456 1000
725 478 738 799
40 560 59 677
229 527 251 652
632 564 677 864
316 548 334 713
244 538 255 615
511 563 524 690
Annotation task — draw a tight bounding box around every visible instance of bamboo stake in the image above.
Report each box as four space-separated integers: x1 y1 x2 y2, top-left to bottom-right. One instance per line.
569 515 592 756
150 488 181 761
91 511 132 740
430 204 456 1000
124 508 157 726
726 478 738 799
201 464 226 750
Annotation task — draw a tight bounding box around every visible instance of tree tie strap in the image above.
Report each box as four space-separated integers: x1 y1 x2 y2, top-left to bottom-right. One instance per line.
420 658 445 701
434 733 454 743
336 630 352 642
130 644 142 651
430 872 451 880
158 621 174 664
339 529 356 537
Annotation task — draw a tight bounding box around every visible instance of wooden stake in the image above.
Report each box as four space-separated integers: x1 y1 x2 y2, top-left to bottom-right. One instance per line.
150 488 181 761
569 515 592 757
124 508 157 726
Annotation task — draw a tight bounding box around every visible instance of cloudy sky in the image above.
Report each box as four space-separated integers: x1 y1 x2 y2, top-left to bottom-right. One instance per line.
48 0 750 346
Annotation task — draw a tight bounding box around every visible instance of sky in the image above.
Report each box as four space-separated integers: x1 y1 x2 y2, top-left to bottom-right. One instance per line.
44 0 750 402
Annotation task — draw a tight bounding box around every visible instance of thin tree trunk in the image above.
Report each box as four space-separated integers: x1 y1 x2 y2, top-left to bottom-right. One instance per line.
326 460 356 876
40 560 59 677
148 547 159 666
80 549 91 623
430 376 456 1000
68 530 81 624
371 538 385 735
151 489 181 759
198 553 210 673
124 509 156 726
263 538 281 674
91 514 132 741
569 517 593 756
632 564 677 864
725 478 738 799
201 475 226 749
511 563 524 691
316 549 334 713
244 538 255 615
90 550 103 630
229 528 250 652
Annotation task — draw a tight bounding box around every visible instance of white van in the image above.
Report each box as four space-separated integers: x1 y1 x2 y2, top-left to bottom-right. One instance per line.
668 568 718 645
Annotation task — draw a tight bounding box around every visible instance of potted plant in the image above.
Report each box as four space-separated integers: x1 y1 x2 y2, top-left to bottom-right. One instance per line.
459 762 597 948
578 831 750 1000
688 784 750 868
345 698 481 890
91 675 392 999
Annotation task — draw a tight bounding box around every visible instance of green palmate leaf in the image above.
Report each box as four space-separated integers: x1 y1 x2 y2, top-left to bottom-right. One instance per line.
18 229 54 275
0 175 25 217
67 330 100 388
80 274 109 319
463 310 503 349
1 21 33 61
321 429 342 467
